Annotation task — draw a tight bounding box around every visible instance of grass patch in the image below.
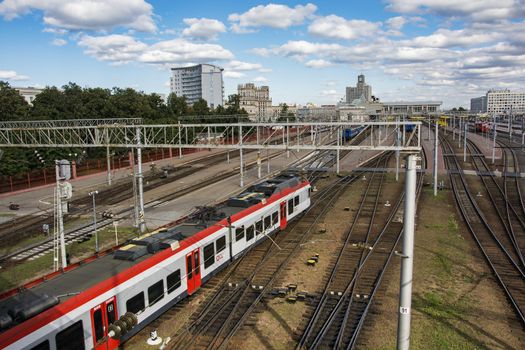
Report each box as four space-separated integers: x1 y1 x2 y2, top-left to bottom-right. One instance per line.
0 226 138 293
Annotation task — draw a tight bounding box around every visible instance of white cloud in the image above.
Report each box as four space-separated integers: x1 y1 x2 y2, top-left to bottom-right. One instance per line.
0 0 156 32
0 70 29 81
253 76 268 83
224 60 264 71
182 18 226 40
43 27 67 35
406 28 501 48
386 0 525 22
78 34 234 65
229 3 317 32
52 38 67 46
305 59 332 68
386 16 406 35
224 71 245 79
308 15 381 40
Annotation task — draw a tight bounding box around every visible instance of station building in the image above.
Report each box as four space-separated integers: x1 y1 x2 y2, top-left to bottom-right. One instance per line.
170 64 224 108
381 101 442 115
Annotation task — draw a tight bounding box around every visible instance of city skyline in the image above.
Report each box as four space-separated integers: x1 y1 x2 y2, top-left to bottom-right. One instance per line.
1 1 524 109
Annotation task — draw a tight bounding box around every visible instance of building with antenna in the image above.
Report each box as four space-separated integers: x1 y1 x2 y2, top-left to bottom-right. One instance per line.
346 74 372 103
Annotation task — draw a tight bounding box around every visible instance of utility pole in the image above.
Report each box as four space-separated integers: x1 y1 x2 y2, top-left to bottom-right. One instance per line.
239 124 244 187
463 120 468 162
434 121 439 196
178 121 183 159
336 127 340 174
136 127 146 233
492 114 497 164
396 154 418 350
106 145 112 186
54 161 68 269
89 190 99 253
396 116 400 182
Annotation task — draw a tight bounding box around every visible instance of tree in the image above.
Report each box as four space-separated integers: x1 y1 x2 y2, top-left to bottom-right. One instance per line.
0 81 29 121
167 93 188 117
191 98 210 116
458 107 466 112
30 86 66 120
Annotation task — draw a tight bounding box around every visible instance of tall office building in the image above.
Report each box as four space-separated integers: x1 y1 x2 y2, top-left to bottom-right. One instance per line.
346 74 372 103
486 89 525 114
470 96 487 113
170 64 224 108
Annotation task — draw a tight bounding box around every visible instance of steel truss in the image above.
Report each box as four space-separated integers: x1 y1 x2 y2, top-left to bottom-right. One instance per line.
0 122 421 151
0 118 142 129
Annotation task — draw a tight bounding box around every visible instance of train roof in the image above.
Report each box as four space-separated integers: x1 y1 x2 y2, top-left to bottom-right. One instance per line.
0 174 304 333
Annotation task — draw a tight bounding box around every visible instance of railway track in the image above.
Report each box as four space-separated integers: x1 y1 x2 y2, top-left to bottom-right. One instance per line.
442 134 525 325
295 150 425 349
466 140 525 269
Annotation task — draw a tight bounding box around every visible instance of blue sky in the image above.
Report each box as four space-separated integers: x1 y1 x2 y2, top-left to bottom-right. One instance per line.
1 1 525 108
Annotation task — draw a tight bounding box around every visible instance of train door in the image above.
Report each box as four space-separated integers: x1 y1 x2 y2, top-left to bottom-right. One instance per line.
280 202 287 230
186 249 202 295
90 296 118 350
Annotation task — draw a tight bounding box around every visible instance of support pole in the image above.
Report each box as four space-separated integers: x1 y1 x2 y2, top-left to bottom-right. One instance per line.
336 127 340 174
433 121 439 196
267 148 270 174
396 154 418 350
55 162 67 269
257 151 261 179
239 125 244 187
106 145 112 186
286 119 290 158
463 121 467 162
492 116 497 164
452 115 455 141
427 115 430 140
178 121 182 159
396 117 400 182
136 127 146 233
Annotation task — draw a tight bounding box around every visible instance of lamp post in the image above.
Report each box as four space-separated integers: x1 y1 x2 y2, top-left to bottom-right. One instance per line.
89 190 99 253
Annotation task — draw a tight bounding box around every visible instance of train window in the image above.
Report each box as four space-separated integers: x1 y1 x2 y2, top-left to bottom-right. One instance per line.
148 280 164 306
294 196 299 206
256 220 263 235
187 255 193 279
272 212 278 225
236 226 245 241
264 216 271 230
30 340 50 350
246 225 255 241
204 242 215 269
167 269 181 293
194 251 200 275
288 199 294 215
216 236 226 253
93 308 104 343
106 301 116 325
126 292 145 314
55 320 85 350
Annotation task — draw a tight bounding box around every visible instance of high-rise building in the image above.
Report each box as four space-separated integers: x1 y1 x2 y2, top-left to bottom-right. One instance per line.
170 64 224 108
486 89 525 114
237 83 272 120
470 96 487 113
346 74 372 103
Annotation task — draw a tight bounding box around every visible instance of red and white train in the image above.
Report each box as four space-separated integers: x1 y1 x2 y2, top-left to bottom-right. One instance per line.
0 174 311 350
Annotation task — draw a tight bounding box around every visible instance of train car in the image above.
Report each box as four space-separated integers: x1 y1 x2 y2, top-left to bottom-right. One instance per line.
404 124 416 132
475 121 489 133
342 126 365 142
0 174 311 350
438 116 449 127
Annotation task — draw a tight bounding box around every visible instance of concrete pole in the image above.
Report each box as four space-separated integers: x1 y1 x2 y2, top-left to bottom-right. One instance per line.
178 121 183 159
227 151 230 164
336 127 340 174
257 151 261 179
136 127 146 233
433 122 439 196
286 119 290 158
492 116 497 164
463 121 467 162
90 192 99 253
239 125 244 187
452 115 455 141
458 117 462 148
55 162 67 269
267 148 270 174
106 145 112 186
396 154 418 350
427 115 430 140
396 117 400 182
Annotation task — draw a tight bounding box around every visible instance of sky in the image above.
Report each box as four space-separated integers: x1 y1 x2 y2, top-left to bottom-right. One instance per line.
1 1 525 109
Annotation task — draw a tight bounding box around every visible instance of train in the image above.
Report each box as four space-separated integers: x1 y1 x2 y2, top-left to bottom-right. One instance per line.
342 126 365 142
404 124 416 132
0 174 311 350
475 121 490 133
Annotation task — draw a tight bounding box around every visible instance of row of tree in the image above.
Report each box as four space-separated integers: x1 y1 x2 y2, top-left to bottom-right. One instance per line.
0 81 249 123
0 81 251 175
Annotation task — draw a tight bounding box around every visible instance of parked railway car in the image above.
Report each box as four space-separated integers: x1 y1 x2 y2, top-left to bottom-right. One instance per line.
0 174 311 350
475 121 490 133
405 124 416 132
342 126 365 142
